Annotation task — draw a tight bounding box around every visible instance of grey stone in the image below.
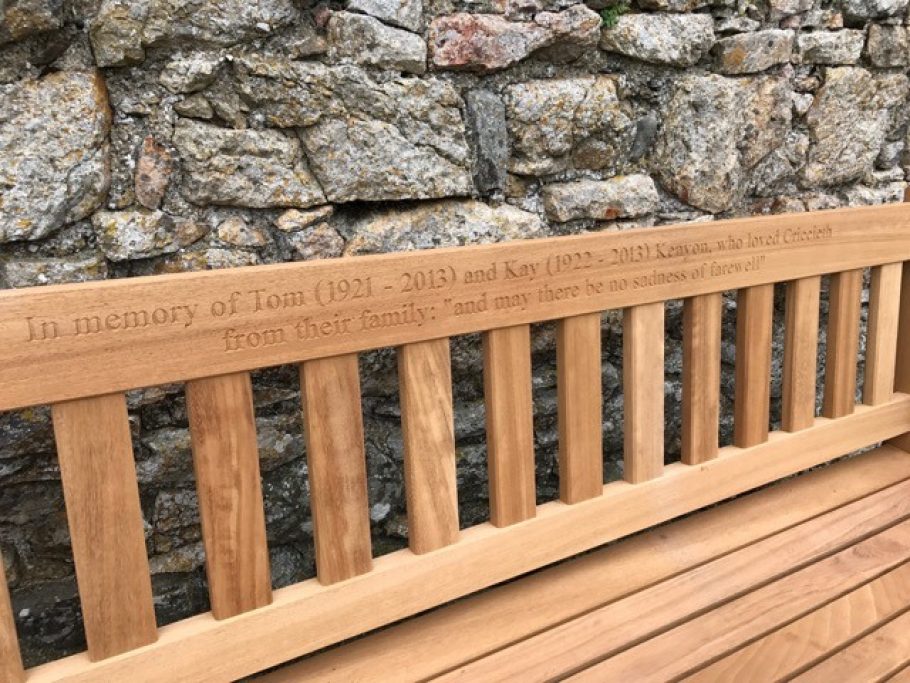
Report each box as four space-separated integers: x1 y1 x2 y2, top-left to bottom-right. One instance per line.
327 11 426 74
600 14 715 67
839 0 908 20
215 216 271 247
638 0 711 11
159 52 223 93
173 94 214 119
542 175 660 222
465 89 509 195
769 0 813 18
796 30 864 65
90 0 300 66
134 136 173 210
803 67 908 187
344 200 545 255
504 76 634 176
866 25 910 68
1 252 108 288
713 30 794 75
715 17 761 34
651 74 792 213
92 209 180 261
286 224 345 260
274 206 335 233
0 70 111 243
348 0 423 32
0 0 63 44
173 119 326 209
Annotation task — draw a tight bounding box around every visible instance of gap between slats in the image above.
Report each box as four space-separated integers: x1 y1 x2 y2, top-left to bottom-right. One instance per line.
186 373 272 620
0 548 24 683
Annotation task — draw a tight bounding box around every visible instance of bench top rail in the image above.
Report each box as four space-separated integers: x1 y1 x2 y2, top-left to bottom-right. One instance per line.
2 203 910 682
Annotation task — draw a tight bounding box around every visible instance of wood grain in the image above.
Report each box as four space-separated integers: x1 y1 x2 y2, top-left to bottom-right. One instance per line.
624 303 665 483
865 264 903 406
570 520 910 683
300 355 373 584
186 373 272 620
734 284 774 447
3 205 910 412
259 445 910 683
437 480 910 683
0 550 24 683
557 313 604 503
682 294 722 464
684 563 910 682
398 338 460 553
795 609 910 682
823 269 863 418
51 393 158 661
483 325 536 526
889 665 910 682
782 277 821 431
893 261 910 451
28 396 910 683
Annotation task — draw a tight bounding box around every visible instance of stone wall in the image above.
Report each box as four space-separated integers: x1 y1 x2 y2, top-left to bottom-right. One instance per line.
0 0 907 667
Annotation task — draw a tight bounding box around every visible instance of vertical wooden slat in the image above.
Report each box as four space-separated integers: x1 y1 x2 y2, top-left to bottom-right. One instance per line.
624 303 664 483
782 277 821 432
557 313 604 503
300 354 372 585
682 294 722 465
186 373 272 620
734 284 774 447
822 269 863 418
398 339 459 554
483 325 536 527
864 264 903 406
51 393 157 661
893 262 910 452
0 552 24 683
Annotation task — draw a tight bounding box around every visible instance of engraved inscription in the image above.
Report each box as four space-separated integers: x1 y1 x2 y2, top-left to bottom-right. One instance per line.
18 223 834 355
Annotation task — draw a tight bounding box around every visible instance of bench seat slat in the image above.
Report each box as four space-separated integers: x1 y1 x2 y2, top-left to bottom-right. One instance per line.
823 269 863 418
186 373 272 619
399 339 460 554
51 393 158 661
734 285 774 447
624 303 665 483
300 355 373 584
0 550 24 683
684 562 910 682
794 609 910 682
866 264 904 406
557 313 604 503
682 294 722 464
782 277 821 432
483 325 536 527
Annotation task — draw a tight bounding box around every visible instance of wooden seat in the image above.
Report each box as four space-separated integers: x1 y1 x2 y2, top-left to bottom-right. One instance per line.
1 204 910 681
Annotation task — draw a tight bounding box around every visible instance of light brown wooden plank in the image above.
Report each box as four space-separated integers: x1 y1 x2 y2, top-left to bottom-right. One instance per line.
682 293 722 464
889 665 910 682
51 393 157 661
796 609 910 682
27 397 910 683
624 303 664 483
569 520 910 683
557 313 604 503
782 277 821 431
734 284 774 447
398 338 459 554
893 262 910 452
300 354 372 584
483 325 536 527
259 445 910 683
185 373 272 620
4 205 910 412
865 264 903 406
437 479 910 683
0 551 24 683
823 269 863 418
685 563 910 682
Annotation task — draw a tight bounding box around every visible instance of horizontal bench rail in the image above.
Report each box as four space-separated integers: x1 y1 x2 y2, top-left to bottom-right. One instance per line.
3 203 910 680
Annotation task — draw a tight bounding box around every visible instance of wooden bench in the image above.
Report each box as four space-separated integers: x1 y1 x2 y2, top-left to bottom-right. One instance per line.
1 203 910 681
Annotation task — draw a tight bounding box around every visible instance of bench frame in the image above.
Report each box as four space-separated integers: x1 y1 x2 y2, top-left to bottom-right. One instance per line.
1 203 910 681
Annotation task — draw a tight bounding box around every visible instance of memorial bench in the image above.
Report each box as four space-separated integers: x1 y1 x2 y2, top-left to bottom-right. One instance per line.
2 203 910 682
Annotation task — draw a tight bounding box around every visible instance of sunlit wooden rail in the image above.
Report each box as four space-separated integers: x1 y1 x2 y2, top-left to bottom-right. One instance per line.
0 204 909 681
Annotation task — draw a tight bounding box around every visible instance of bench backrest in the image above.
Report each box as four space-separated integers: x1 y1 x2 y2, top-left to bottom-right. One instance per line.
3 204 910 682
